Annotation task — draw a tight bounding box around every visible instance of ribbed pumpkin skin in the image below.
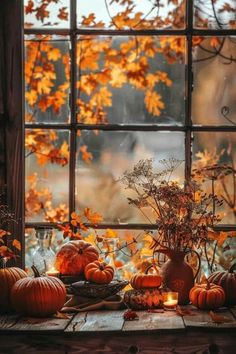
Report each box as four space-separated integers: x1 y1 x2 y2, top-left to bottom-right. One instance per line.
189 283 225 310
11 276 66 317
55 240 99 275
85 261 114 284
130 274 162 290
0 267 27 312
208 268 236 305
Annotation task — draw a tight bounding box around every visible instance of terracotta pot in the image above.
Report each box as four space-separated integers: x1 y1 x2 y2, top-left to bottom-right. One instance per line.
157 249 201 305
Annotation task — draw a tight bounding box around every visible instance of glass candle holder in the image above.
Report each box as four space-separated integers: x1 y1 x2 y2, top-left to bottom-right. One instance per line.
162 292 178 310
45 267 60 278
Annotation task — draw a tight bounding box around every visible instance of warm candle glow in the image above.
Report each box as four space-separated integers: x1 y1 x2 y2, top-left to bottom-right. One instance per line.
45 267 60 277
163 292 178 310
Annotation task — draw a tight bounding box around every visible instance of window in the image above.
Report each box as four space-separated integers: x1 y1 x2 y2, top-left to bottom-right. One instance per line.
22 1 236 271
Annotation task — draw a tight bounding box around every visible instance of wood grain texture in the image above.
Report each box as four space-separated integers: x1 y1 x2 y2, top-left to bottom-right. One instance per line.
64 312 86 332
0 332 236 354
6 316 71 332
183 308 236 329
0 315 20 330
73 310 126 332
230 307 236 319
123 310 185 332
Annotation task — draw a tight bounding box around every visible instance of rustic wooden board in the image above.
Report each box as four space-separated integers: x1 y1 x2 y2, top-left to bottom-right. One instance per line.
64 313 86 332
67 311 125 332
183 308 236 329
0 315 20 330
123 311 185 332
230 307 236 319
6 316 72 332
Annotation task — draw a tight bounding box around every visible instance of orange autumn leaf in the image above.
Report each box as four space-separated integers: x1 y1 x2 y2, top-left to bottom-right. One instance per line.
210 37 221 48
84 208 103 224
47 48 62 61
145 90 165 116
58 7 68 21
12 239 21 251
79 145 93 164
209 311 232 324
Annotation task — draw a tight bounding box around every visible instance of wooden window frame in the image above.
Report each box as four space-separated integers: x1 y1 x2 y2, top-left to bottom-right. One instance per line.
2 0 236 268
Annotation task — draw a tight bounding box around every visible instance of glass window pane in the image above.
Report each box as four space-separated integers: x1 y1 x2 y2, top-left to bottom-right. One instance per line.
194 0 236 29
77 0 186 30
25 129 70 222
192 132 236 225
76 131 185 223
24 0 70 29
77 36 186 125
25 36 70 124
192 36 236 126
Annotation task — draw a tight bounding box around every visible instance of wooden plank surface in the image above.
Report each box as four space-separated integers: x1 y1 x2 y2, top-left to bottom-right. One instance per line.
123 311 185 332
183 308 236 329
1 332 236 354
5 316 72 332
0 315 20 330
230 307 236 319
66 310 125 332
64 313 86 332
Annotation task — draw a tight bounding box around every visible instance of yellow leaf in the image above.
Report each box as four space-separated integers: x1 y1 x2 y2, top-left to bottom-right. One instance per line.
12 239 21 251
145 90 165 116
84 233 96 246
47 48 62 61
104 229 118 239
25 90 38 105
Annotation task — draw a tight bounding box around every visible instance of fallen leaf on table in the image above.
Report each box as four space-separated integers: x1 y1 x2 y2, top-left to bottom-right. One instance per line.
124 309 139 321
176 306 195 316
209 311 233 324
54 311 70 319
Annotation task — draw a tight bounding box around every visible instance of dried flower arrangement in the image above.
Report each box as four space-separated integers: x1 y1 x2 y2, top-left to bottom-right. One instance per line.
119 158 222 254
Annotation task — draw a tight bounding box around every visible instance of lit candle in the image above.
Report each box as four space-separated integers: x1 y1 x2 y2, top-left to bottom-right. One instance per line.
45 267 60 278
163 292 178 310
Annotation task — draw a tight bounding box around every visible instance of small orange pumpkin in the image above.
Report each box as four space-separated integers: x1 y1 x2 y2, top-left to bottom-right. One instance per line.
84 261 114 284
130 265 162 290
11 266 66 317
189 281 225 310
0 265 27 312
55 240 99 275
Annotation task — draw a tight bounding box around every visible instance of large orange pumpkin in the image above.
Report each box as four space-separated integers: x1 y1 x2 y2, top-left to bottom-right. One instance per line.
208 264 236 306
55 240 99 275
189 281 225 310
11 266 66 317
84 261 114 284
0 266 27 312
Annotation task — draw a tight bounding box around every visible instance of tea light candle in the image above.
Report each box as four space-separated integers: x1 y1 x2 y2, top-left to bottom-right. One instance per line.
45 267 60 278
163 292 178 310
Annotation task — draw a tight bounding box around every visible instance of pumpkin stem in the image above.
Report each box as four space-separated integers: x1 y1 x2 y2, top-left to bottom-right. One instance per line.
78 249 83 255
206 278 211 290
31 265 41 278
229 263 236 274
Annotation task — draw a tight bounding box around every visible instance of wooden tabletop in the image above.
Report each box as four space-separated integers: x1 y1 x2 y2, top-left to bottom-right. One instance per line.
0 306 236 333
